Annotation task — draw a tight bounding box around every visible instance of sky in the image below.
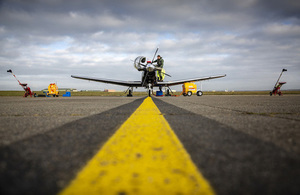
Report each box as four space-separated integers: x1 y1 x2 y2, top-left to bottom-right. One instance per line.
0 0 299 92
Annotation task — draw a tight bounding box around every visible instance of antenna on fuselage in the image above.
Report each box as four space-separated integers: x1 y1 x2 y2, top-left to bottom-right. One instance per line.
151 47 159 63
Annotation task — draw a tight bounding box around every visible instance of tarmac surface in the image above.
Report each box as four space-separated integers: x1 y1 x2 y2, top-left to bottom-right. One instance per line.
0 95 299 194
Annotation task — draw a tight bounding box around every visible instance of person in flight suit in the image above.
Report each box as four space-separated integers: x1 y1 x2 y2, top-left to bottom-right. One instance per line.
153 55 164 81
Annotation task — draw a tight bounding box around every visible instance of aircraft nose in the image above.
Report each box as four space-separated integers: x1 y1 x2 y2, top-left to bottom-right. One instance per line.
146 64 155 72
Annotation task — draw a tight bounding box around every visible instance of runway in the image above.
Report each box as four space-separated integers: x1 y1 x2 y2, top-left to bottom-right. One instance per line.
0 95 299 194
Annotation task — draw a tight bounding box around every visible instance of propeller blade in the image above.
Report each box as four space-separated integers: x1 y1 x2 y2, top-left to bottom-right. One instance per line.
155 67 171 77
142 71 149 87
163 73 172 77
152 47 159 63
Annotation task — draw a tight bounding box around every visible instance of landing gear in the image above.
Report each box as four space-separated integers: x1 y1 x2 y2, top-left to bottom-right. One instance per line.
147 83 153 97
126 87 133 97
165 89 171 96
159 85 162 92
127 89 133 97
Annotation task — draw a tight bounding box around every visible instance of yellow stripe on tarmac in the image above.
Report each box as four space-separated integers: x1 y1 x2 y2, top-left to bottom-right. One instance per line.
59 97 215 195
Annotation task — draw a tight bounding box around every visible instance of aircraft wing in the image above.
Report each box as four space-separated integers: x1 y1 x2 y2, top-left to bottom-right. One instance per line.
71 75 142 87
156 74 226 86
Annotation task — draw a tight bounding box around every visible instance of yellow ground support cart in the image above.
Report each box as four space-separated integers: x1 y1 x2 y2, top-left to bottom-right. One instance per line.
182 82 203 96
47 83 59 97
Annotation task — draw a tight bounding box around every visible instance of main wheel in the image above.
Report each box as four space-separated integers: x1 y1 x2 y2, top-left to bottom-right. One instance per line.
127 89 133 97
187 91 192 96
165 89 171 96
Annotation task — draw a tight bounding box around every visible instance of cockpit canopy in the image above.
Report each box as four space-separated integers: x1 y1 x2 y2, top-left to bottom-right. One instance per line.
134 56 146 70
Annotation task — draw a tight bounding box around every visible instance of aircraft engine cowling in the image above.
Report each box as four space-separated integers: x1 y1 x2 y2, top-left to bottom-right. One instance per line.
134 56 146 70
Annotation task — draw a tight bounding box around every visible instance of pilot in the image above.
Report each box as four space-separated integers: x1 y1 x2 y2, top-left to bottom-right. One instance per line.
153 55 164 81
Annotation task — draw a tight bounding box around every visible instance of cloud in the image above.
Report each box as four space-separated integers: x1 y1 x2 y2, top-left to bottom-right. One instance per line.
0 0 299 91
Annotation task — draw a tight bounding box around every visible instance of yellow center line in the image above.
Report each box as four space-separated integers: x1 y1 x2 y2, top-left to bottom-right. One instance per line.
59 97 215 195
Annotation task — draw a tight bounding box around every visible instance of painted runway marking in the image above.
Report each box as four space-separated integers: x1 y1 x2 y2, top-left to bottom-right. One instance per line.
59 97 214 195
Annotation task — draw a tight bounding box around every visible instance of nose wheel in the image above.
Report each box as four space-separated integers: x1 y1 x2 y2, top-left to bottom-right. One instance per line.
147 83 153 97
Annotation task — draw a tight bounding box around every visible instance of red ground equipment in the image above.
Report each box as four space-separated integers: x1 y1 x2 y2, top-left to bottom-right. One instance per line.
270 69 287 96
7 69 35 97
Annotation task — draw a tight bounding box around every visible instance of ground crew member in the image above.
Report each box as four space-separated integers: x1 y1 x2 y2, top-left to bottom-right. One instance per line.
153 55 164 81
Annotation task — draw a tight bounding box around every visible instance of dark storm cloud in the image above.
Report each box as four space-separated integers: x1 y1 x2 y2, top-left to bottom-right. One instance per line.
258 0 300 18
1 0 299 91
2 0 298 35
